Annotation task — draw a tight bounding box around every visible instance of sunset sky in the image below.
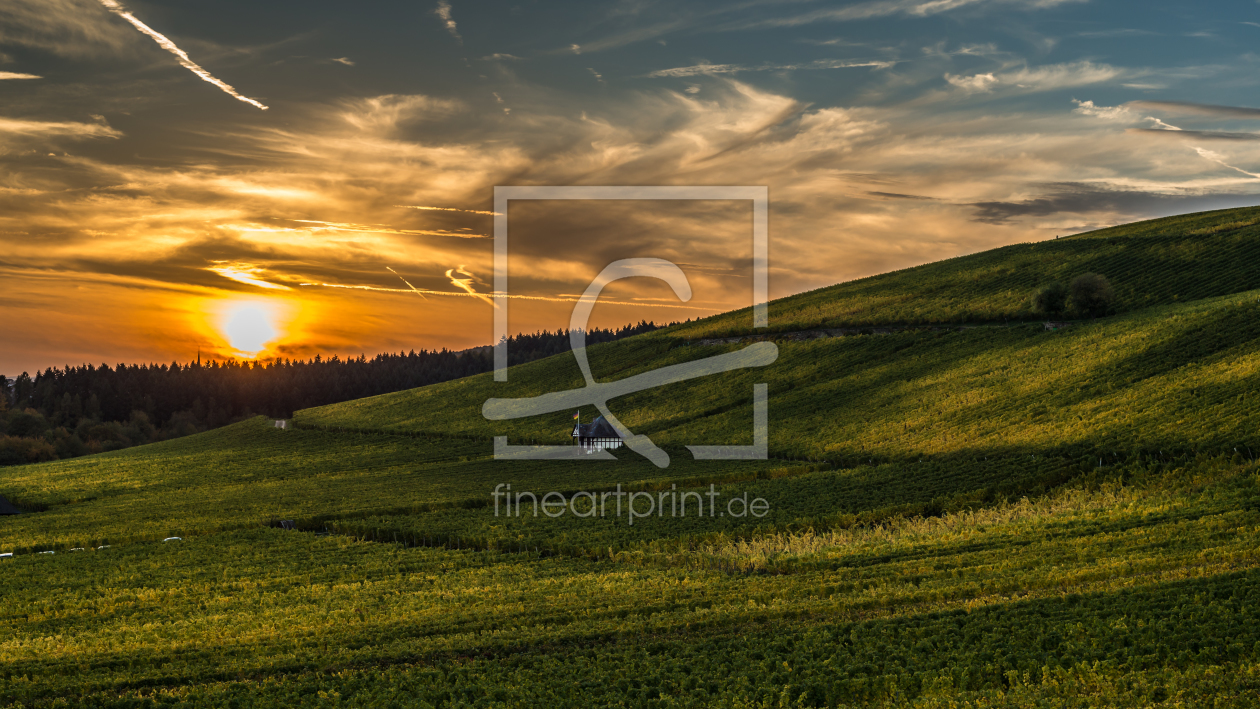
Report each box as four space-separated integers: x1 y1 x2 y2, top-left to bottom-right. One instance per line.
4 0 1260 375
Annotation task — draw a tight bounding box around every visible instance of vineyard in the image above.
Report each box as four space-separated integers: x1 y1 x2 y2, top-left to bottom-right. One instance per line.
297 289 1260 463
5 207 1260 706
662 205 1260 339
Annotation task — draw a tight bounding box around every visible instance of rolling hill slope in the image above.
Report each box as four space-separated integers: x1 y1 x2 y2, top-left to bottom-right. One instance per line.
6 206 1260 707
298 290 1260 464
663 205 1260 339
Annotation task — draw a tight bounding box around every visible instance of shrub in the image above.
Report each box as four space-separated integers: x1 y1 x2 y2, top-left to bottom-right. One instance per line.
0 435 57 465
54 434 89 459
1068 273 1115 316
5 409 48 438
1030 282 1068 315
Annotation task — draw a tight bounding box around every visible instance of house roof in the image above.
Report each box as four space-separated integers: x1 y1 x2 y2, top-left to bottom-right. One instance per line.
0 495 23 515
573 415 621 439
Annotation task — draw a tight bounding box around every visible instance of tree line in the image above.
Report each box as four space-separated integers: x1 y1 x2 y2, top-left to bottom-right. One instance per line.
0 321 668 465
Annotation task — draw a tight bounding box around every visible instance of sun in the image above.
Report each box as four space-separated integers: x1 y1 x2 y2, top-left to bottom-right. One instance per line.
219 300 282 357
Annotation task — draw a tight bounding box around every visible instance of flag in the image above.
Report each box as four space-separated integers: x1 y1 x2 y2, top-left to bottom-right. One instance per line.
573 410 580 420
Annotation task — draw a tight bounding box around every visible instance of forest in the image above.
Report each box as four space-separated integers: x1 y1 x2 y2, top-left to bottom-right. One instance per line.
0 321 666 465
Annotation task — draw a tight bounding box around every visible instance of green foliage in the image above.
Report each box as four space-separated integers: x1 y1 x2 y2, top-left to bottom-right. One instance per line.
1068 272 1115 316
1030 280 1067 314
0 436 55 466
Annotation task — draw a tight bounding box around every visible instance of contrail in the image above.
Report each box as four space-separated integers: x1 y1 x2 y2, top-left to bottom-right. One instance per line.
446 265 496 307
395 205 502 216
298 281 710 310
292 219 489 238
97 0 269 111
387 267 428 300
1194 147 1260 179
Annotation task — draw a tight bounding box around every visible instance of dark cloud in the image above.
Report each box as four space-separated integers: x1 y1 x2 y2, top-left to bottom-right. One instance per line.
865 191 937 200
1126 128 1260 141
969 184 1260 225
1128 100 1260 119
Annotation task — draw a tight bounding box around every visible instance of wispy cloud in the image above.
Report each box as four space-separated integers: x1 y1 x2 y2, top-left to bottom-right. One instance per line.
95 0 268 110
207 262 291 290
1072 99 1131 120
0 71 41 80
1072 98 1209 131
721 0 1088 30
648 59 894 78
1076 28 1159 38
946 61 1124 94
435 1 461 42
481 53 521 61
396 205 500 216
945 72 998 92
0 117 121 138
291 219 489 239
330 57 355 66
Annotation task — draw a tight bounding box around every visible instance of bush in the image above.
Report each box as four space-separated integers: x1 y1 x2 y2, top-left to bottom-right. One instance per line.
54 434 89 459
0 435 57 465
1069 273 1115 316
1030 282 1068 315
5 409 48 438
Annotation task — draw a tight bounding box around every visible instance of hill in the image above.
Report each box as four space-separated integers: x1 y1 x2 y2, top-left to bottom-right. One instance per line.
298 290 1260 464
665 205 1260 339
4 206 1260 707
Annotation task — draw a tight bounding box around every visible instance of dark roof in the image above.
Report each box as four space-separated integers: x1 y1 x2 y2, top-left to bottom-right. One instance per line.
573 415 621 439
0 495 23 515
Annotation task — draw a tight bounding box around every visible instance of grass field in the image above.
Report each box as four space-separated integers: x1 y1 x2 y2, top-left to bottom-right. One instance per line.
662 205 1260 339
5 207 1260 706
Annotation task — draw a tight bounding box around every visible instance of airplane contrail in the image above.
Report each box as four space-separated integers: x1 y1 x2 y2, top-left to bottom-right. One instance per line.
446 265 496 307
97 0 269 111
298 282 709 309
387 267 428 300
396 205 502 216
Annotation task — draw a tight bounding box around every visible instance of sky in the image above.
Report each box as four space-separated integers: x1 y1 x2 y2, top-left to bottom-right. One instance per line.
4 0 1260 375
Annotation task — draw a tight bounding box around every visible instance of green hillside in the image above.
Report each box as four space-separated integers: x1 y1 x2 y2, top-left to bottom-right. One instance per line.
298 290 1260 462
6 206 1260 707
663 205 1260 339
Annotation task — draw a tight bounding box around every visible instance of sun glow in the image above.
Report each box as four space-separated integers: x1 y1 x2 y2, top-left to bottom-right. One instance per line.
216 299 288 358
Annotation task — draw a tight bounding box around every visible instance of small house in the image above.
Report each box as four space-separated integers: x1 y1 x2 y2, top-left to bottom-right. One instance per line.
572 415 623 451
0 495 23 515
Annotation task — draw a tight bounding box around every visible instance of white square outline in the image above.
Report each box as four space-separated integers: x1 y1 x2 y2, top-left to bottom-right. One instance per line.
492 185 769 381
